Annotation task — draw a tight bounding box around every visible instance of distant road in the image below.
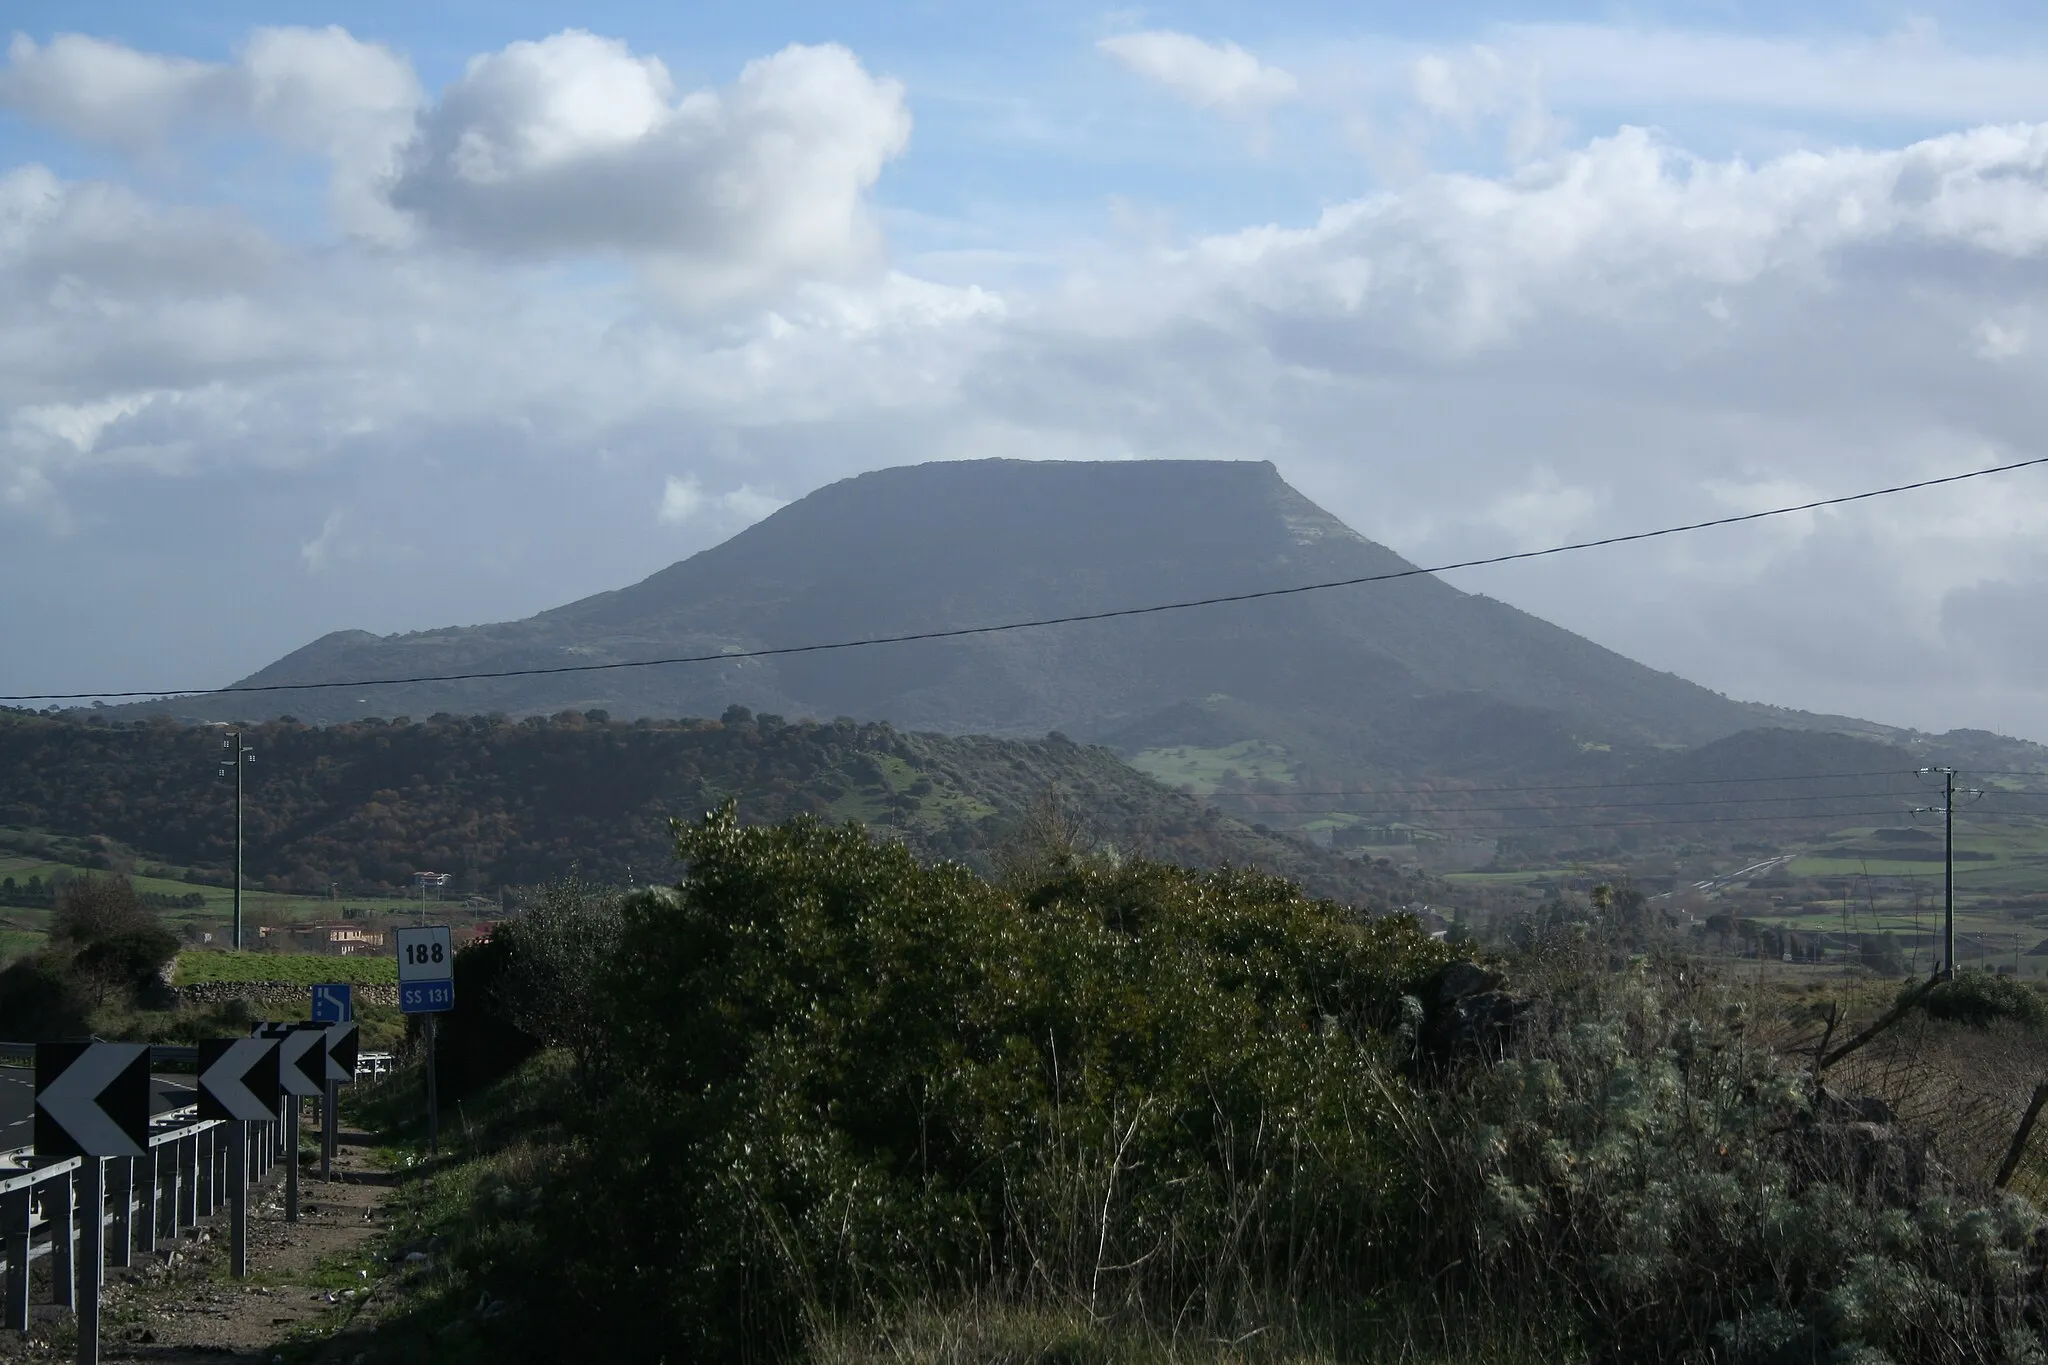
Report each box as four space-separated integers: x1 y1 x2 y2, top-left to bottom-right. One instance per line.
0 1068 198 1149
1653 854 1796 901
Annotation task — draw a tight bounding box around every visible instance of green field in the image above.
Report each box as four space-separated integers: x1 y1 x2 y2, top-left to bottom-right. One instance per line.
173 952 399 986
0 851 444 934
0 927 45 962
1128 740 1297 794
1784 819 2048 895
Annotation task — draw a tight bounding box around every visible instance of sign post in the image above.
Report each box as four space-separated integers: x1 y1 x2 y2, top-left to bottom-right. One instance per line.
319 1022 358 1178
269 1026 327 1223
395 926 454 1155
311 986 354 1179
198 1038 279 1279
35 1043 152 1365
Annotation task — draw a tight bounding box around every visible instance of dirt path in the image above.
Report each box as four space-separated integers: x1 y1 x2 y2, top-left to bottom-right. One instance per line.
0 1131 404 1364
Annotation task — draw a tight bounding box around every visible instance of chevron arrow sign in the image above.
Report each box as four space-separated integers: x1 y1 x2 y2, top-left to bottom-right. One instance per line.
35 1042 151 1159
198 1039 281 1123
323 1022 359 1084
277 1026 327 1097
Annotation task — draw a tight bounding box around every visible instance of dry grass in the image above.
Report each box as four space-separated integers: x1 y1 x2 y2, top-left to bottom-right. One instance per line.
811 1296 1579 1365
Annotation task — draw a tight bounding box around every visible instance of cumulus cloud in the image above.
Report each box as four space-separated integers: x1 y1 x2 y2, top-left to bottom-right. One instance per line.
1499 22 2048 124
0 29 421 237
658 475 786 527
387 34 911 304
1098 31 1298 111
300 509 346 571
1145 123 2048 355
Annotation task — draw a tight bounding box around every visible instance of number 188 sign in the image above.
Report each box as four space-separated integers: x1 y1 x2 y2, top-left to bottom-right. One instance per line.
395 926 455 1014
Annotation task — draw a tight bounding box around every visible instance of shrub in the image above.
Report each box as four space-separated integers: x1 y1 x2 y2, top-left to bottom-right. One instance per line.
505 805 1449 1361
0 952 92 1038
51 873 157 945
1913 969 2048 1030
1429 961 2048 1363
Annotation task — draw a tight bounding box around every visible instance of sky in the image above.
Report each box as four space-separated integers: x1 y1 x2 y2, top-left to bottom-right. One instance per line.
4 2 2048 740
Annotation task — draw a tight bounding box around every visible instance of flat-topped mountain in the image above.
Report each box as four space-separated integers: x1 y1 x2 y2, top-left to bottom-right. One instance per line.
140 459 1919 773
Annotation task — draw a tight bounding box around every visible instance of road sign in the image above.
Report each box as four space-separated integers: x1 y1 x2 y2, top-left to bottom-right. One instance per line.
34 1042 151 1158
311 983 353 1023
396 925 455 1014
197 1038 281 1123
323 1022 360 1083
277 1026 328 1097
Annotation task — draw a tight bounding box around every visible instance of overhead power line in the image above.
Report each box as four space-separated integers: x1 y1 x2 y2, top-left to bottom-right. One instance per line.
5 454 2047 704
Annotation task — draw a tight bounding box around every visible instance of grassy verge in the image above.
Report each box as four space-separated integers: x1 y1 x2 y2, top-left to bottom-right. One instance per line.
312 1052 575 1363
813 1296 1579 1365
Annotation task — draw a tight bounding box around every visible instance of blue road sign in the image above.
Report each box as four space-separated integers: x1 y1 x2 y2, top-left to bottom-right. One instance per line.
399 980 455 1012
311 983 354 1023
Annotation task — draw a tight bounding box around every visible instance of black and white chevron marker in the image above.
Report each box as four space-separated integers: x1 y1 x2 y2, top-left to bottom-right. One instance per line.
323 1022 359 1084
35 1042 151 1159
277 1025 327 1097
198 1038 281 1123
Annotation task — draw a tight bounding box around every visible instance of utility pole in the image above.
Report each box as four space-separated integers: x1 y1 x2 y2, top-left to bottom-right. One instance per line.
219 731 255 950
1915 766 1982 981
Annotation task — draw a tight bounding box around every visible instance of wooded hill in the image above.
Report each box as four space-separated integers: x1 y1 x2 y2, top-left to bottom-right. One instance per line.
0 709 1434 908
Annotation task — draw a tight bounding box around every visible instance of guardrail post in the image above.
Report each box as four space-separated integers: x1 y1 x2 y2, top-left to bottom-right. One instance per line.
197 1128 214 1218
228 1123 248 1279
215 1128 229 1205
323 1078 338 1180
109 1159 132 1269
177 1136 198 1230
155 1142 175 1244
77 1159 103 1365
47 1167 74 1309
2 1186 29 1331
138 1146 158 1255
285 1097 300 1223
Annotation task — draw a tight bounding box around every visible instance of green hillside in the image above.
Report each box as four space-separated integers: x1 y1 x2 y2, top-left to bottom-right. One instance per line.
0 709 1431 910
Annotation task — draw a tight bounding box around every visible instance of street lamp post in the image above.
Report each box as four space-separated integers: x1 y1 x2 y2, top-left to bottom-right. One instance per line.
219 732 255 951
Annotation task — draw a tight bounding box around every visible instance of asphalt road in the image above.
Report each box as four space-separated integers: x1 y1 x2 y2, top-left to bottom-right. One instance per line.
0 1068 199 1150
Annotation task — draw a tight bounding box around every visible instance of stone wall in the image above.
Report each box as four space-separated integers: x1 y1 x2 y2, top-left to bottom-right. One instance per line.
176 981 400 1009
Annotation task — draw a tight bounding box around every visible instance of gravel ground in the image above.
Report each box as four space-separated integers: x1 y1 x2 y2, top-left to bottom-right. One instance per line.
0 1128 402 1364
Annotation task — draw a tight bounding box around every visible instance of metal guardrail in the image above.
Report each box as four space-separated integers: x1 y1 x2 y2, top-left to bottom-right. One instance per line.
0 1043 200 1072
0 1105 291 1346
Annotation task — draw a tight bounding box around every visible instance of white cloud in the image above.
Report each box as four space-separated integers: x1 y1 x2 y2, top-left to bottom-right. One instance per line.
1976 315 2030 361
658 475 786 527
1098 31 1297 112
1499 22 2048 124
0 33 233 151
388 34 911 305
656 474 703 524
0 29 421 238
300 509 345 571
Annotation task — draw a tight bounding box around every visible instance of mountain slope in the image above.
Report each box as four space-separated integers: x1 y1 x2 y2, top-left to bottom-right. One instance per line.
146 459 1791 773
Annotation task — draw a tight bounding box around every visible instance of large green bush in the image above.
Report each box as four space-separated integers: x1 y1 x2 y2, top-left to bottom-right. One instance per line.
514 805 1449 1360
425 817 2046 1364
1912 968 2048 1030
